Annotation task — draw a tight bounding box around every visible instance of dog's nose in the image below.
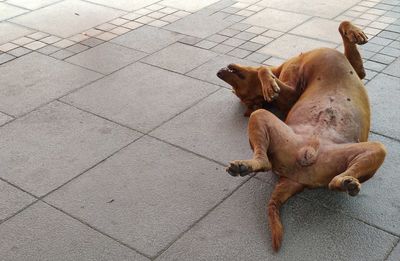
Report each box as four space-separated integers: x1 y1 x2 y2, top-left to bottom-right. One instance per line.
217 69 224 78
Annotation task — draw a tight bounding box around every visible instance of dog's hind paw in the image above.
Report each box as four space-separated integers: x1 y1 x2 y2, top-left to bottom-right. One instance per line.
341 177 361 196
226 159 271 177
329 176 361 196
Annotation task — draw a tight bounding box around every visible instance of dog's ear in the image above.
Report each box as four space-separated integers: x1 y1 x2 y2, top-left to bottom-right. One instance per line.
257 66 280 102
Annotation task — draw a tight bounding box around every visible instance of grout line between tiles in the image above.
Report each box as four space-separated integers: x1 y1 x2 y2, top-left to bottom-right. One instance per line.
385 237 400 260
151 175 254 259
41 200 153 260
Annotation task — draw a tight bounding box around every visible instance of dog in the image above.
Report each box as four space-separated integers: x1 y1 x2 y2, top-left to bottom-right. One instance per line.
217 21 387 252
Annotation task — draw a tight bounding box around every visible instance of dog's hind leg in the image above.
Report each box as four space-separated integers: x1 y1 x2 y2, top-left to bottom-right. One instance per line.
339 21 368 79
268 177 304 251
226 109 300 176
328 141 386 196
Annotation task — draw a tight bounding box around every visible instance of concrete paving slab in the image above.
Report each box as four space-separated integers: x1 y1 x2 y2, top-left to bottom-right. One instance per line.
156 179 398 261
258 34 337 59
187 54 259 87
164 13 234 38
10 0 125 38
257 0 360 19
367 74 400 140
244 8 310 32
387 241 400 261
290 17 343 44
142 43 218 74
111 25 183 53
0 181 35 222
0 52 102 116
0 22 33 45
45 136 244 257
6 0 61 10
160 0 220 12
61 62 218 132
86 0 158 11
0 101 139 196
151 88 254 164
8 45 31 57
66 42 146 74
0 202 149 261
383 57 400 77
0 3 27 21
0 112 13 126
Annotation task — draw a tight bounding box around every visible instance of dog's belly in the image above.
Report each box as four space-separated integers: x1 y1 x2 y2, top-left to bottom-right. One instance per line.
288 100 366 143
284 57 371 144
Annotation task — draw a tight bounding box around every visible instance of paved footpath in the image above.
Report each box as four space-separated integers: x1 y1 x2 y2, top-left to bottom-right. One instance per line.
0 0 399 260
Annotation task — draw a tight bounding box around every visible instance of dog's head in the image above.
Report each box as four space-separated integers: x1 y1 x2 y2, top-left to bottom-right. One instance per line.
217 63 266 108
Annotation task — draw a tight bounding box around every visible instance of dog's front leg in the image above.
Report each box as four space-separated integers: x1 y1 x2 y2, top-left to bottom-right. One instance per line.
268 177 304 252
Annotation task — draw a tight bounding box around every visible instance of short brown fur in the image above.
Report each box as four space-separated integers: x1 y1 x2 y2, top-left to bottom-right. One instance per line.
217 21 386 252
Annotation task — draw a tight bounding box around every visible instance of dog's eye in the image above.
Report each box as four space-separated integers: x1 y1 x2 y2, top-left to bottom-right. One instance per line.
236 71 245 79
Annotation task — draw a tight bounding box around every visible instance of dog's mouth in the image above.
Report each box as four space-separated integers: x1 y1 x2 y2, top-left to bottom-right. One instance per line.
217 64 245 79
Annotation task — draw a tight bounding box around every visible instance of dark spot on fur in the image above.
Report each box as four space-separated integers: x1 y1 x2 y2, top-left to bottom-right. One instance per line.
347 98 351 101
350 71 353 74
317 77 321 80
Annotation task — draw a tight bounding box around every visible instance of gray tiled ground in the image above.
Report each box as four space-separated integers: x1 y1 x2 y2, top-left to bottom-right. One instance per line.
244 8 310 32
1 0 400 259
0 52 101 116
66 42 146 74
0 101 139 196
151 89 253 164
383 57 400 76
0 202 149 261
157 179 398 261
0 2 27 21
164 13 235 38
160 0 221 12
290 18 343 44
62 62 218 132
0 22 32 44
111 25 184 53
257 0 360 19
7 0 61 10
142 42 218 73
86 0 159 11
0 112 13 126
0 181 34 221
10 0 124 37
367 74 400 140
259 34 337 59
46 136 244 258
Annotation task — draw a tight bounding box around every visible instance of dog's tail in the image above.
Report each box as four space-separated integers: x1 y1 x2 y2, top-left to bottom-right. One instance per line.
268 201 283 252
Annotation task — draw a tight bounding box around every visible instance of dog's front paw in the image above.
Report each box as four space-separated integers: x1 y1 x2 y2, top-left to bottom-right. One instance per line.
340 21 368 45
259 67 280 103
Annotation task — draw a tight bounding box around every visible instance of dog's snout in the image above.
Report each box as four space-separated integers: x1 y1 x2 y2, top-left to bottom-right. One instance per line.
217 67 227 79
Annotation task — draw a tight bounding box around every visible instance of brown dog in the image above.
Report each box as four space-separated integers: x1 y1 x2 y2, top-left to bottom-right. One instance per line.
217 21 387 252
